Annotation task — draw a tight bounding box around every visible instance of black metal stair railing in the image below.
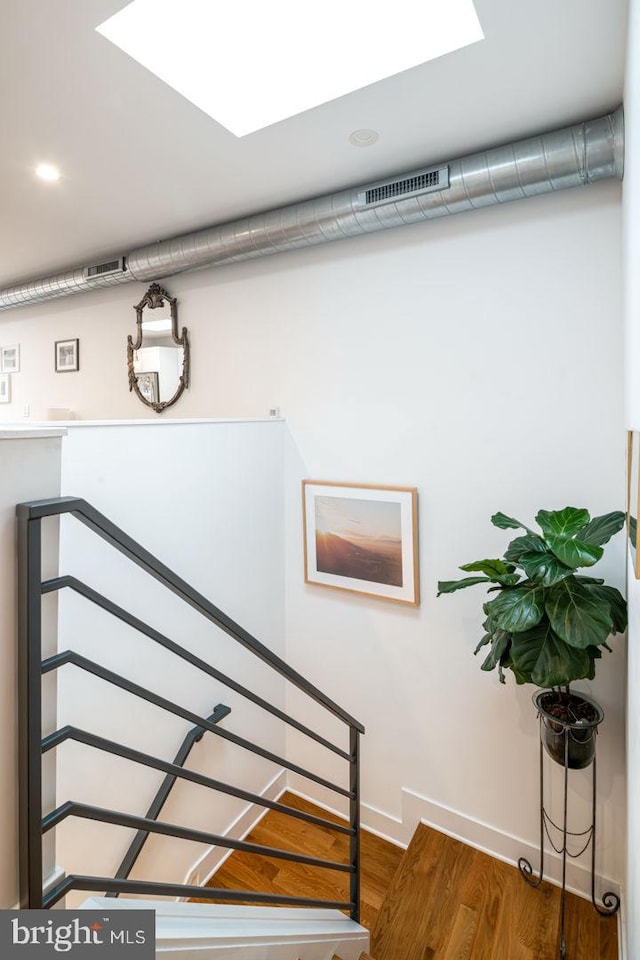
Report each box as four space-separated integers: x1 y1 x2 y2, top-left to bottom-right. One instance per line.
17 496 364 918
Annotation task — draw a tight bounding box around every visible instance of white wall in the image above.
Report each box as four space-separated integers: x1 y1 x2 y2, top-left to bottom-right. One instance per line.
0 179 626 896
0 430 64 906
624 2 640 955
276 181 626 894
55 421 286 905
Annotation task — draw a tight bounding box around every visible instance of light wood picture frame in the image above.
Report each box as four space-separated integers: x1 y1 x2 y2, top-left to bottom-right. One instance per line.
303 480 419 605
627 430 640 578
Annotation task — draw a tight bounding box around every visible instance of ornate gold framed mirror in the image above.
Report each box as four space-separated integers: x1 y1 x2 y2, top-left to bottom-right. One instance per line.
127 283 190 413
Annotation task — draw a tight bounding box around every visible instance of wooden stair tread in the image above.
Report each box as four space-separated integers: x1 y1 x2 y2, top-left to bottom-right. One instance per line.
200 791 403 931
370 822 617 960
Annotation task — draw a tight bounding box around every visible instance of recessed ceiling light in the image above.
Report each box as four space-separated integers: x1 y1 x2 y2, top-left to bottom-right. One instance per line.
349 129 379 147
35 163 60 182
96 0 483 138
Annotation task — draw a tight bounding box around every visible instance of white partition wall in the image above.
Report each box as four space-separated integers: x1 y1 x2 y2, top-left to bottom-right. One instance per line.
0 428 65 907
55 419 286 904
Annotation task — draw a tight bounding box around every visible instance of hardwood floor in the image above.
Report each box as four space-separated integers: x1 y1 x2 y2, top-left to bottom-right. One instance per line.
370 823 617 960
198 791 618 960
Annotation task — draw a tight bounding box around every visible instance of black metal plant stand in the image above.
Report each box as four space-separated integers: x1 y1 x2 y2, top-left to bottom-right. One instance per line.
517 711 619 960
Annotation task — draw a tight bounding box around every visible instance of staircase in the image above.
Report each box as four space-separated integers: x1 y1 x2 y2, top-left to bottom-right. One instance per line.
17 496 368 958
16 496 619 959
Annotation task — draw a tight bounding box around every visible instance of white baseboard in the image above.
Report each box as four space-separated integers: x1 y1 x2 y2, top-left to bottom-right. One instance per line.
388 785 621 904
180 769 288 895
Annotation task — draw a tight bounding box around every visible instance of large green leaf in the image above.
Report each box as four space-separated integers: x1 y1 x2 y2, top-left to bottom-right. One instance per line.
481 613 501 635
630 515 638 550
480 631 511 673
577 511 625 546
437 576 491 595
518 550 574 586
586 644 603 673
509 621 593 687
460 558 515 575
545 578 613 649
546 535 603 569
588 584 628 633
459 558 520 585
536 507 590 539
504 534 547 563
485 585 544 633
491 512 534 534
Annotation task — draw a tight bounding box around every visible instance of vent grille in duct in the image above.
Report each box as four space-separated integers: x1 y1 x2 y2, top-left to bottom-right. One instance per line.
360 166 449 206
83 258 126 279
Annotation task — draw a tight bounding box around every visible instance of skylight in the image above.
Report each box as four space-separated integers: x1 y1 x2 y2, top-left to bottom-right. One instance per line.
96 0 483 137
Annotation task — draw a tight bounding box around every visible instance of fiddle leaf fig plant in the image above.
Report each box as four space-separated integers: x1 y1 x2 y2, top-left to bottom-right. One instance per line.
437 507 627 688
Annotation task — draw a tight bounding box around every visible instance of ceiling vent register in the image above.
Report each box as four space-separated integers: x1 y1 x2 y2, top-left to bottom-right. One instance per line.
359 165 450 207
83 257 126 279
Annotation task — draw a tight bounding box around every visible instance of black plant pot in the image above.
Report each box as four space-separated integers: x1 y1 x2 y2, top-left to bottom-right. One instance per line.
534 690 604 770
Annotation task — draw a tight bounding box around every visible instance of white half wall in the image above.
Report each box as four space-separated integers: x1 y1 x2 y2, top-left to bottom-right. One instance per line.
55 420 286 905
0 428 65 907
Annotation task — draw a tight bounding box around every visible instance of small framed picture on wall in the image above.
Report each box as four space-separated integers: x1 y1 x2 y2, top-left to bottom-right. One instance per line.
0 373 11 403
55 338 79 372
1 344 20 373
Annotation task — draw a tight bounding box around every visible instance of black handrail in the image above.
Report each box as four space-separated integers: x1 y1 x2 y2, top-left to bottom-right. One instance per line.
109 704 231 895
17 496 363 922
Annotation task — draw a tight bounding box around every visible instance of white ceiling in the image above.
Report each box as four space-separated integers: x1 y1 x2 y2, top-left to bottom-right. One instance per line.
0 0 628 290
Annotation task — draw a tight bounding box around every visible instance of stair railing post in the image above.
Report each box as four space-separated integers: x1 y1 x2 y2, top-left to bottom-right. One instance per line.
349 726 360 923
18 508 43 908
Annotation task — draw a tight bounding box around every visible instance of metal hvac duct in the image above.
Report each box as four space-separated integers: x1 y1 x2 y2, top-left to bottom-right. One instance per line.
0 107 624 311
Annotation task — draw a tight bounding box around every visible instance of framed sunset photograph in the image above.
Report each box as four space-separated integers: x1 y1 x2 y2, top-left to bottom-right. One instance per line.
303 480 419 605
